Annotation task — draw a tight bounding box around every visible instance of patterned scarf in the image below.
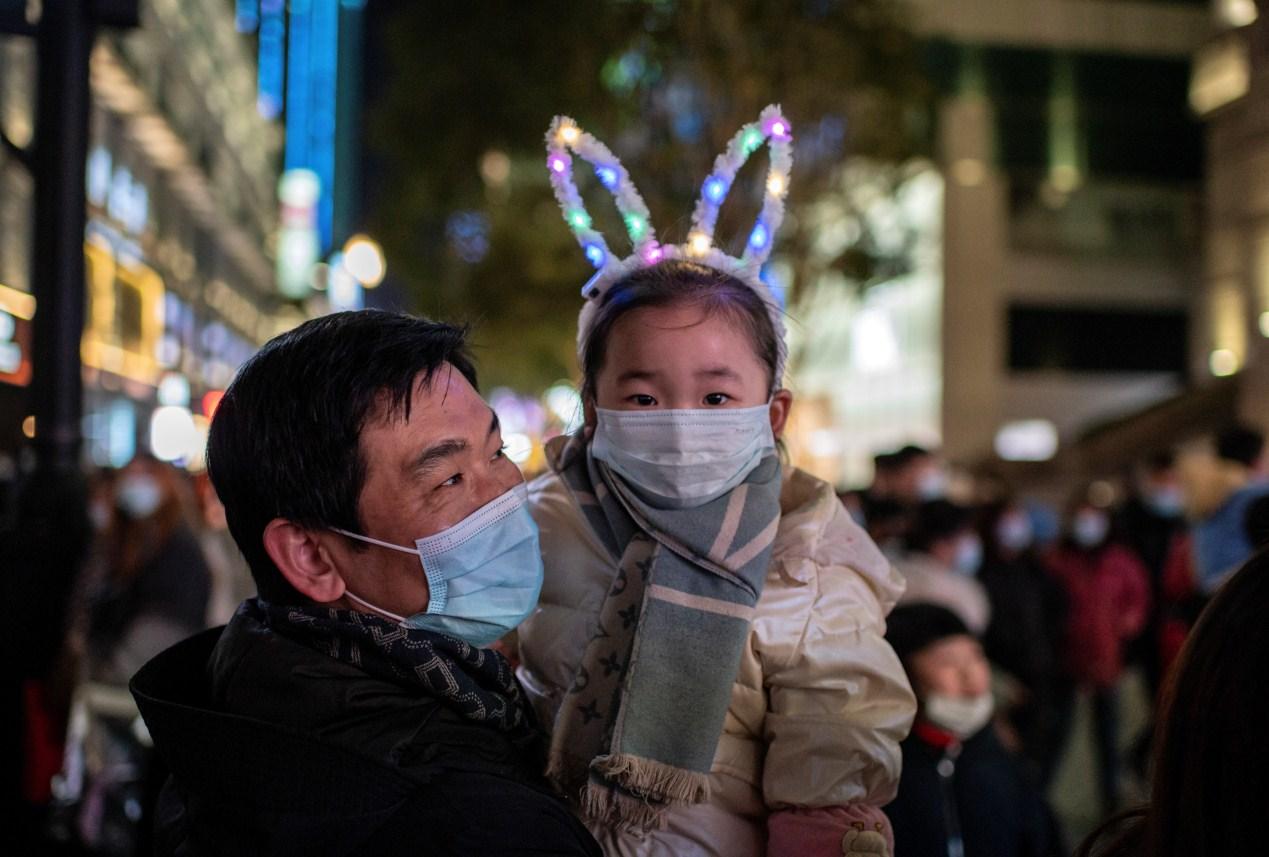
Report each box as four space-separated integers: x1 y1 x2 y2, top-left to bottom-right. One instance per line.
250 598 541 749
545 433 782 830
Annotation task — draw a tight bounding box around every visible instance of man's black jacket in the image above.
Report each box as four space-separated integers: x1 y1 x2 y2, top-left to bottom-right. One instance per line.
130 614 601 856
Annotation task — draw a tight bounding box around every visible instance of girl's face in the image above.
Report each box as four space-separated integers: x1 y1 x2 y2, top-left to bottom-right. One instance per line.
592 302 791 433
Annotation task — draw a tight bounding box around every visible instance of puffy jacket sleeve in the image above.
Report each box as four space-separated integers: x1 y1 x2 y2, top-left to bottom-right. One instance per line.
757 504 916 810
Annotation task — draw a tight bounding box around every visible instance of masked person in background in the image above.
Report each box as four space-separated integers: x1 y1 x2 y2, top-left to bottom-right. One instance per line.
86 454 211 683
977 499 1066 785
128 312 600 857
1182 425 1269 597
895 499 991 635
1115 452 1188 779
518 108 914 857
1044 494 1150 818
883 603 1061 857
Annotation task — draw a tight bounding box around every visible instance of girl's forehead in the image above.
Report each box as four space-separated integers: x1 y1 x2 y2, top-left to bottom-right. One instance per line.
607 304 757 359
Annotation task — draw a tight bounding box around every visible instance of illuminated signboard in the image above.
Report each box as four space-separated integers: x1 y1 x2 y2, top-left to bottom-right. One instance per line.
82 236 166 386
285 0 339 252
0 282 33 386
257 0 285 120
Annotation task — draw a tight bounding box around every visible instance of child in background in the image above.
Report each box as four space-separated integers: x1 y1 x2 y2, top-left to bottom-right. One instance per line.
517 108 916 856
884 603 1060 857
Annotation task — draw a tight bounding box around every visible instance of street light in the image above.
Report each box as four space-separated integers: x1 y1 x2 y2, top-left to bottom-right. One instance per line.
342 233 385 287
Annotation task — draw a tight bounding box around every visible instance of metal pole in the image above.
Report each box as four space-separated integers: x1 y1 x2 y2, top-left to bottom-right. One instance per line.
30 0 93 472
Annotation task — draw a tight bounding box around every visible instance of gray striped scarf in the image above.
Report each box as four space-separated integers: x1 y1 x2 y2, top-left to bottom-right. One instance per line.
545 433 782 830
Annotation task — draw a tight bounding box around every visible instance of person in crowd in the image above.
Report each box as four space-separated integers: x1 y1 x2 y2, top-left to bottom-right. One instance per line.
1183 424 1269 596
977 499 1066 779
1074 550 1269 857
864 496 911 559
1045 494 1150 815
868 451 902 502
895 499 991 634
890 444 950 505
1115 452 1187 775
884 603 1060 857
128 311 601 856
86 453 211 683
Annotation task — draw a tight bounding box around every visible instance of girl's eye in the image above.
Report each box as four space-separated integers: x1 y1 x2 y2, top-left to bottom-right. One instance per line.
629 394 657 407
492 445 508 462
703 393 730 406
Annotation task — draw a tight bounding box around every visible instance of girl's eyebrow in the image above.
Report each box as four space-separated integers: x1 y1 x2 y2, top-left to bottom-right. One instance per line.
696 366 742 380
616 368 659 383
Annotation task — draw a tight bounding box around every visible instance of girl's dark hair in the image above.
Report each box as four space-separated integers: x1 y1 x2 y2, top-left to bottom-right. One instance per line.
579 259 779 404
1075 549 1269 857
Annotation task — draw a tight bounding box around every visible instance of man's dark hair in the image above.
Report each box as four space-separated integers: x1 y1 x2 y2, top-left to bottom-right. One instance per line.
206 311 477 604
905 499 974 553
1216 425 1264 468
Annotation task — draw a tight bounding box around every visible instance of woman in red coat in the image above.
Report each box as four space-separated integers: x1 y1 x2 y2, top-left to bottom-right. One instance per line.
1044 497 1150 818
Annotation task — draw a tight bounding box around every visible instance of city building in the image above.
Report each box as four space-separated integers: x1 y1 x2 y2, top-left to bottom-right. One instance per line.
1189 0 1269 426
0 0 304 467
785 0 1219 488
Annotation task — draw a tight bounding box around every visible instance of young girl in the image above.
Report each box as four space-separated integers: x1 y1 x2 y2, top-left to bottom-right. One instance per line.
516 108 916 856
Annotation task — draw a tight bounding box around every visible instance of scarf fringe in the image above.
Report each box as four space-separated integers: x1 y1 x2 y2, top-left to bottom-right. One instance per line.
581 780 668 832
580 756 709 831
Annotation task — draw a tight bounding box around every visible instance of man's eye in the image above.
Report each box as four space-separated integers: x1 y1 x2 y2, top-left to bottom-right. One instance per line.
703 393 730 406
439 473 463 489
493 445 508 461
628 394 657 406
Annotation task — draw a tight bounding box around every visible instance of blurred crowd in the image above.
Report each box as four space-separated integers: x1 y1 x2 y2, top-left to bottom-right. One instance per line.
842 425 1269 853
7 423 1269 855
10 454 253 855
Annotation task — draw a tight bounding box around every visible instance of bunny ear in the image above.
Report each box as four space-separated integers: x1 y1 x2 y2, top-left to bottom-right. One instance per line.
687 104 793 269
546 116 660 296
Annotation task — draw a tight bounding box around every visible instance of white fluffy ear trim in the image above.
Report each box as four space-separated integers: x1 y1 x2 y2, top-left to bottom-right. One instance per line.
687 104 793 269
546 115 661 292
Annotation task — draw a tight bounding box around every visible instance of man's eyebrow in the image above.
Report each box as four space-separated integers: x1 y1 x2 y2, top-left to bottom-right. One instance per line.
409 438 468 476
408 409 499 477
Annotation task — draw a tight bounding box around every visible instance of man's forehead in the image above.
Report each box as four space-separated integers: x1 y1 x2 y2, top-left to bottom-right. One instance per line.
368 363 479 424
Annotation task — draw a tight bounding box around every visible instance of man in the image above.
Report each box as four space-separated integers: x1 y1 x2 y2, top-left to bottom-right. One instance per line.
1185 425 1269 596
895 500 991 634
129 311 600 856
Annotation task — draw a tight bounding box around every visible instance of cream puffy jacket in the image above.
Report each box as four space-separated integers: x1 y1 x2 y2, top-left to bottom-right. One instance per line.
517 465 916 857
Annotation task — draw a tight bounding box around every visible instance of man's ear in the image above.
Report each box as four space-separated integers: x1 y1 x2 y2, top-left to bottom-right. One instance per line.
769 389 794 440
262 518 347 604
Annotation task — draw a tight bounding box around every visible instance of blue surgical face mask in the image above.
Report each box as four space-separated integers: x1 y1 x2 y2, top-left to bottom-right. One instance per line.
996 513 1034 554
953 535 983 576
335 484 543 648
117 475 162 519
1071 511 1110 549
1144 486 1184 518
591 405 776 508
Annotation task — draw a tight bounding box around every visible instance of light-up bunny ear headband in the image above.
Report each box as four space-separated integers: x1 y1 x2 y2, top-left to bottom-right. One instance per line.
545 104 793 382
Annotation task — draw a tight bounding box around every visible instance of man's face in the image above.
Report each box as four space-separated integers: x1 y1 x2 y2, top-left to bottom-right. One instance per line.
329 363 522 619
910 635 991 700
